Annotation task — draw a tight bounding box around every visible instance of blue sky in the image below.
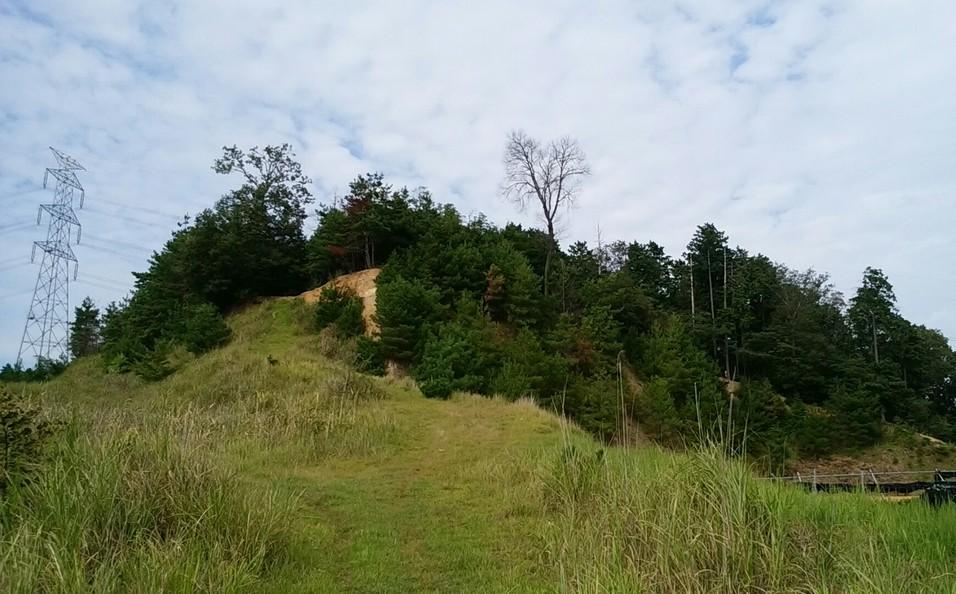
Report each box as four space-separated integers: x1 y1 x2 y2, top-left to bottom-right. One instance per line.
1 0 955 365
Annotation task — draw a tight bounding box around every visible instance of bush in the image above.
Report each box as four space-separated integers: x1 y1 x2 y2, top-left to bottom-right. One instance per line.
0 388 58 493
0 358 67 383
354 336 386 376
413 322 491 399
314 285 365 338
182 302 232 354
375 274 442 363
131 343 175 382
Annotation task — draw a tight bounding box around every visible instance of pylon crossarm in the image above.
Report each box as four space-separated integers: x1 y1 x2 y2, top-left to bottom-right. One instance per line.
45 168 84 192
49 147 85 171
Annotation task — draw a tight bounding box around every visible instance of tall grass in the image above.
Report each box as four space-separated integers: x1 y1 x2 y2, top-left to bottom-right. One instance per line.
0 298 402 593
539 439 956 593
0 421 297 593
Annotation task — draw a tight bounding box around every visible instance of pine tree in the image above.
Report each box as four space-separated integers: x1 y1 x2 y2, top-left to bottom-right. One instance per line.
69 297 101 359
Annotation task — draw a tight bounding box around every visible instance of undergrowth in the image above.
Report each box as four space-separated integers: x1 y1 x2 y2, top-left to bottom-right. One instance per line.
0 422 296 593
539 439 956 593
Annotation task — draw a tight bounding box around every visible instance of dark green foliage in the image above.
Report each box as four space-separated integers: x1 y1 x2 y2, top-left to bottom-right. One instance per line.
0 388 58 492
830 384 883 449
0 359 68 383
414 321 494 399
491 331 567 401
354 336 386 376
313 286 365 338
131 343 175 382
69 297 101 359
96 145 310 378
375 275 442 364
483 241 540 325
732 380 792 471
626 241 676 304
182 303 232 355
75 159 956 461
634 378 682 444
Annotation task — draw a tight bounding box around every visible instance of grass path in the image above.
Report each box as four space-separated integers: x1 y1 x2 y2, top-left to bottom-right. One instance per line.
263 392 562 593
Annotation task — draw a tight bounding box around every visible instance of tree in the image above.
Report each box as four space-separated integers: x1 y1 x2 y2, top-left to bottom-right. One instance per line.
69 297 101 359
501 130 590 297
342 173 392 269
626 241 675 304
848 267 899 365
184 143 314 308
374 275 442 364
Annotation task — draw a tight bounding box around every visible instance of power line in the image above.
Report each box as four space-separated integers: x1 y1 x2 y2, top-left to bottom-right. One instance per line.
86 234 154 254
0 255 29 266
85 206 169 228
0 222 36 235
78 273 132 291
75 277 130 293
93 196 183 220
79 242 146 265
0 288 33 301
0 187 42 202
0 261 32 273
83 270 131 283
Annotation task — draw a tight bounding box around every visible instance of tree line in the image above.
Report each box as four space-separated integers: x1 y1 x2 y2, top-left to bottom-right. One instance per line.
4 140 954 469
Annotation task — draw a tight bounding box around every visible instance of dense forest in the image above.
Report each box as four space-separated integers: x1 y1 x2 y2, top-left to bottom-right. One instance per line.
7 143 954 470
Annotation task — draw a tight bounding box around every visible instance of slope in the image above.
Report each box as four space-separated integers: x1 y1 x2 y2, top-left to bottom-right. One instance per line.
3 298 956 593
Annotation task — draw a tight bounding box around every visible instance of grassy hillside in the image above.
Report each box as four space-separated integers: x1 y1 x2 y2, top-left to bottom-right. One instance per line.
3 298 956 593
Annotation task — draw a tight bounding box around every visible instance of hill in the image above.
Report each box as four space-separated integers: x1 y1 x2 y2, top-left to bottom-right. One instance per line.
57 146 956 476
4 298 956 593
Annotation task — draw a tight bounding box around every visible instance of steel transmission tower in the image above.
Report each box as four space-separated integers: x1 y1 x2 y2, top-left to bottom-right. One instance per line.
17 147 87 366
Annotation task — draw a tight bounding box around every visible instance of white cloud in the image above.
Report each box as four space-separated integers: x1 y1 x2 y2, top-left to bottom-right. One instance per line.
1 0 955 363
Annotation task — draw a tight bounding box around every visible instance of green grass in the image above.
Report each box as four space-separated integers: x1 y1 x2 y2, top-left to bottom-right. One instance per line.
3 297 956 592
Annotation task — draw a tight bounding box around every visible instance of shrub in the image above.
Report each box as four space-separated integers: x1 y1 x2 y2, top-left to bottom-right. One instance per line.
314 285 365 338
413 322 491 399
375 274 442 364
182 302 232 354
355 336 386 376
0 358 68 383
131 343 175 382
0 388 58 493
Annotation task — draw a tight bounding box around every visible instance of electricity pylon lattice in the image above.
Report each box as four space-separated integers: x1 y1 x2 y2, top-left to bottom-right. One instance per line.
17 147 87 366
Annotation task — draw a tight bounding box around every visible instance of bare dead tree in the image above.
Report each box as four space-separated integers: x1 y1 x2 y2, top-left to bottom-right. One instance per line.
501 130 590 296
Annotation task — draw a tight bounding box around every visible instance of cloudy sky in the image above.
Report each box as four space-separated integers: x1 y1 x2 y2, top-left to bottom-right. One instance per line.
1 0 955 365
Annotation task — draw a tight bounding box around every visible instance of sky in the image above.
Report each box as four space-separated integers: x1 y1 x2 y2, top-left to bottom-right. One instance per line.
1 0 955 365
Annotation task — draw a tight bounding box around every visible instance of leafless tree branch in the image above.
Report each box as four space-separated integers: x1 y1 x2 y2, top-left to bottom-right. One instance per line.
500 130 590 295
